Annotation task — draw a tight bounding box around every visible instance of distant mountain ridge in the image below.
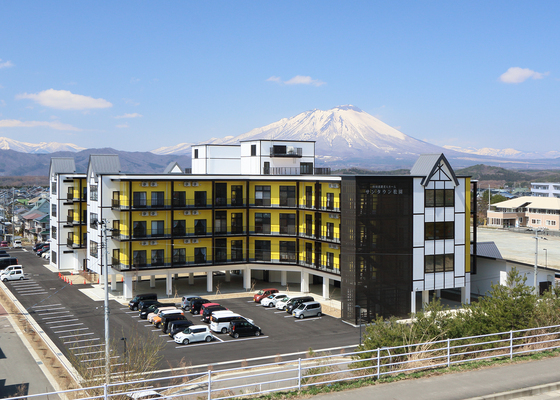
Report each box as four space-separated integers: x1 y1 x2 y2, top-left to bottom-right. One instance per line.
0 137 85 153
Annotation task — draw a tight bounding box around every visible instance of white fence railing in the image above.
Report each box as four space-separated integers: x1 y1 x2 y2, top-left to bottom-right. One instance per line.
7 324 560 400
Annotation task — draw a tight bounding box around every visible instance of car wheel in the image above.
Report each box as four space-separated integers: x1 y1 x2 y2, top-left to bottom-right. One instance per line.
194 310 199 315
255 330 261 337
299 314 304 319
317 312 322 317
233 332 239 339
268 303 274 308
19 276 23 280
182 338 189 345
221 327 227 334
205 335 212 342
2 278 6 282
155 323 160 328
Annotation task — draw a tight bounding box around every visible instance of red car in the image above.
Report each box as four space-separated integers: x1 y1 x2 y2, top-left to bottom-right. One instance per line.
253 288 279 303
0 241 8 248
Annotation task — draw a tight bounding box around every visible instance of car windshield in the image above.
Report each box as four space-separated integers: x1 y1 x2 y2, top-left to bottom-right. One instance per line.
297 304 306 310
257 290 264 295
266 295 274 299
183 328 191 334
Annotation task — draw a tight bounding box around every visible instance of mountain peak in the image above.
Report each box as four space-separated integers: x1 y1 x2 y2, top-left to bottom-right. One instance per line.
332 105 362 112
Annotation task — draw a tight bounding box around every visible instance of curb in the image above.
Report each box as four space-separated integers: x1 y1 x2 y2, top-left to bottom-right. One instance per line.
464 381 560 400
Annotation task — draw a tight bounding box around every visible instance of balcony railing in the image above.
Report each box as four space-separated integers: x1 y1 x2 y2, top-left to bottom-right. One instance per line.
112 228 213 241
111 198 212 210
270 147 302 157
66 238 86 249
111 256 213 271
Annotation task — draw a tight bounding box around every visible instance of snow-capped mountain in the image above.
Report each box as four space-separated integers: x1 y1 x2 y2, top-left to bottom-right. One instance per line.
152 105 448 163
443 145 560 160
152 142 194 155
0 137 85 153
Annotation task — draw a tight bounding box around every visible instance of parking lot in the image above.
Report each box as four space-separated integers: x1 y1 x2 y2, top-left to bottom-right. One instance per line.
3 248 359 373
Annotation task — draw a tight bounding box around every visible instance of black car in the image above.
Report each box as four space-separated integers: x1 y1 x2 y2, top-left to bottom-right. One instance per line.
37 246 50 256
139 302 168 319
168 320 194 338
286 296 314 314
190 298 211 315
228 320 262 338
128 293 158 311
0 253 10 258
161 313 187 333
138 300 164 315
32 242 48 252
201 305 228 323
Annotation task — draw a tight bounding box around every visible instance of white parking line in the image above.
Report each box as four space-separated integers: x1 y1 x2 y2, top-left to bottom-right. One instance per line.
125 311 137 314
37 307 66 312
32 303 62 308
38 311 71 316
46 319 78 324
151 329 161 332
42 315 74 320
73 350 104 356
81 356 119 363
119 308 129 310
59 332 95 339
49 323 83 329
64 338 100 344
20 292 48 296
174 335 267 349
55 328 89 333
137 320 146 323
212 335 224 342
294 317 322 322
70 344 105 350
15 285 41 289
17 290 46 294
274 311 285 314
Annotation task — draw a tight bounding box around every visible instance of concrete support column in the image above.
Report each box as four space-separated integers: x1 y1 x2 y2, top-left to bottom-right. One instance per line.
435 289 441 299
411 291 417 315
243 268 252 290
462 278 471 304
301 271 309 293
150 275 156 288
189 273 194 285
322 277 330 299
111 274 118 291
281 271 287 287
166 271 173 297
225 271 231 282
123 274 134 300
422 290 430 311
206 271 213 292
174 273 178 280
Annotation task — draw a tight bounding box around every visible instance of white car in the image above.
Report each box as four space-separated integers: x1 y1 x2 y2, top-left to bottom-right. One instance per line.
1 269 24 281
13 240 22 248
262 293 288 308
174 325 213 345
275 296 292 311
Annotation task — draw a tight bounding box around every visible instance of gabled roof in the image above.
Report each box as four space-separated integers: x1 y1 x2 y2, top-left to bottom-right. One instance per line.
22 210 47 220
87 155 121 182
493 196 560 210
473 242 503 259
49 157 76 177
163 162 183 174
410 153 459 187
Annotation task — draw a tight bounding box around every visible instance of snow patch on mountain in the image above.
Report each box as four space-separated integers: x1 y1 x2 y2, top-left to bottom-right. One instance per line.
0 137 85 153
152 142 194 155
443 145 560 159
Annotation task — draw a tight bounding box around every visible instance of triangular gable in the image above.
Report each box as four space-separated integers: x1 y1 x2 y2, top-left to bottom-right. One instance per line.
163 161 183 174
49 157 76 178
410 153 459 187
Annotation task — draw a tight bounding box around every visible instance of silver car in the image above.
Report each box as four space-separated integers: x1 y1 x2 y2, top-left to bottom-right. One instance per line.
292 301 322 319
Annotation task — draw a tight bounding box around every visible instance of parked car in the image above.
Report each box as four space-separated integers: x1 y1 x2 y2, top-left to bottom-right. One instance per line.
0 265 22 275
13 240 22 248
168 320 194 338
261 293 288 308
32 242 48 252
147 306 177 323
0 250 7 255
152 309 182 328
228 320 262 338
286 296 315 314
275 296 292 311
139 303 166 319
174 325 213 345
128 293 158 311
181 295 202 311
0 253 10 258
0 241 8 248
1 269 24 281
253 288 279 303
0 257 19 270
190 298 211 315
37 246 50 256
292 301 322 319
161 313 187 333
201 303 228 323
210 311 252 334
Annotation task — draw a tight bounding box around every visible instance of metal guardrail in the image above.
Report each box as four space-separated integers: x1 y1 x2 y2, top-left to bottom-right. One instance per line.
6 324 560 400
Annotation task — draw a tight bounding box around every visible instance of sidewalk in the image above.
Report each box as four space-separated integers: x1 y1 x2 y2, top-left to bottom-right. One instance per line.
309 356 560 400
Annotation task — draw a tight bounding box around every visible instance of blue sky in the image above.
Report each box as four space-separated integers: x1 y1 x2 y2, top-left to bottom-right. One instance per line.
0 1 558 153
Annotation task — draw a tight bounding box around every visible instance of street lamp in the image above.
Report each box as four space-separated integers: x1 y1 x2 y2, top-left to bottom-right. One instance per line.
355 305 362 346
533 229 548 296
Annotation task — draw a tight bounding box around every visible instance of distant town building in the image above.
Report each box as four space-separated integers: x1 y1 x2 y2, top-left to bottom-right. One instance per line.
531 183 560 198
487 196 560 230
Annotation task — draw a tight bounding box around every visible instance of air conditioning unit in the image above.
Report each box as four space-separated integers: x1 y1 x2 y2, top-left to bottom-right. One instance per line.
150 241 158 245
328 244 339 250
183 181 191 187
141 212 149 216
328 213 339 219
183 210 191 215
150 182 158 187
192 239 199 244
150 211 158 216
192 210 199 215
328 183 340 189
141 241 149 246
141 182 149 187
183 239 191 244
192 181 199 187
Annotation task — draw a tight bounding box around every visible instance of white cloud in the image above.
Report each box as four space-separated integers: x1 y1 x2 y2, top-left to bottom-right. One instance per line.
500 67 549 84
0 59 14 69
114 113 142 119
0 119 81 131
116 123 129 128
16 89 112 110
267 75 326 87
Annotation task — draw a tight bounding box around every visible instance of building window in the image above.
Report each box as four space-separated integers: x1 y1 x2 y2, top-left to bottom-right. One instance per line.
280 241 296 262
305 243 313 265
255 186 271 206
255 240 271 261
90 241 98 258
546 220 556 226
52 204 57 217
255 213 271 234
51 181 57 195
305 215 313 236
305 187 313 207
231 185 243 206
301 162 313 175
90 185 98 201
194 219 207 235
531 219 542 224
326 252 334 269
279 213 296 235
151 191 164 207
173 248 186 263
425 222 454 240
133 250 146 267
133 191 147 207
215 211 227 234
326 193 335 210
90 213 98 229
251 144 256 156
151 220 164 237
133 221 146 238
326 222 334 239
425 189 454 207
52 226 57 240
279 186 296 207
173 191 186 207
231 240 243 261
52 251 57 264
173 220 186 236
231 213 243 234
215 238 227 262
425 254 454 273
194 247 207 264
151 249 164 266
215 183 227 206
194 191 207 207
194 149 198 159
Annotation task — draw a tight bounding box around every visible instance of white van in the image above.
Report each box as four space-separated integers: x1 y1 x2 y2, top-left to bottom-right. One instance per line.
292 301 322 319
13 240 22 248
1 269 24 281
210 311 252 334
1 265 23 275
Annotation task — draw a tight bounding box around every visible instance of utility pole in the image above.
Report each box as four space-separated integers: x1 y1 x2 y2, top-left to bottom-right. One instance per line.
100 219 110 384
533 229 547 296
